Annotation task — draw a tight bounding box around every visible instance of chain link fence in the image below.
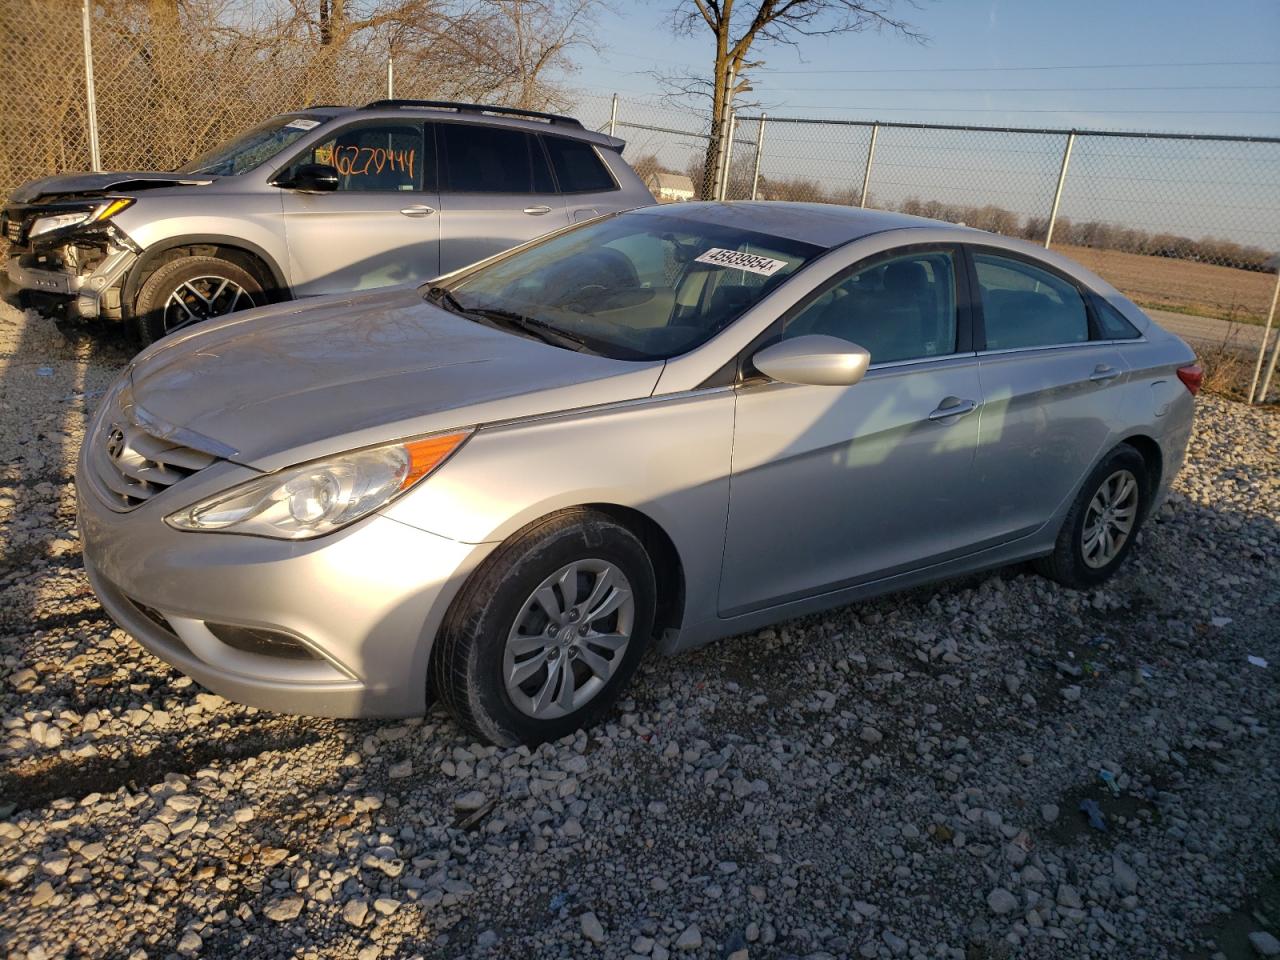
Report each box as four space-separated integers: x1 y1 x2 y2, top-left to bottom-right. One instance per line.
0 6 1277 401
575 93 1280 403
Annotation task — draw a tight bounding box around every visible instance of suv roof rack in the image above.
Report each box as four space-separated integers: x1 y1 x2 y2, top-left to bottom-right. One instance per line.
361 99 584 129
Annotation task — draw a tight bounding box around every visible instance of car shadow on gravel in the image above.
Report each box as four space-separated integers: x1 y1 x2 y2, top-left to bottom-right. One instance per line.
0 713 325 815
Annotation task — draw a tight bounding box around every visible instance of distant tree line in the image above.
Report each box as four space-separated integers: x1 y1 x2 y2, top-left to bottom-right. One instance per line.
634 152 1273 273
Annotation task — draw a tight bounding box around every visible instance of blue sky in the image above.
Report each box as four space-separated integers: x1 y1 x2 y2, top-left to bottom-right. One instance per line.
571 0 1280 137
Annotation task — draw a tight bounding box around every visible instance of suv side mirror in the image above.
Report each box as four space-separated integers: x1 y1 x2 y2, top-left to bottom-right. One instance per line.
752 334 871 386
274 163 340 193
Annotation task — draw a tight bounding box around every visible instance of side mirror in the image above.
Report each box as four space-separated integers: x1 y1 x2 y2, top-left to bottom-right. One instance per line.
752 334 871 386
274 163 339 193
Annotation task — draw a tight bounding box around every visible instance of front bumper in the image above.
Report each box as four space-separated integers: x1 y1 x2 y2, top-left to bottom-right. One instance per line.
76 467 494 718
6 245 136 320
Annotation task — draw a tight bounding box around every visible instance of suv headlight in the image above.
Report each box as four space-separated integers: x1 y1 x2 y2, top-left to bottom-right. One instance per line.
29 198 134 239
165 432 470 539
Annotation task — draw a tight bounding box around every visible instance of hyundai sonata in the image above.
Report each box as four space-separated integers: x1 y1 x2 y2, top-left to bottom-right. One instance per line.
77 202 1199 744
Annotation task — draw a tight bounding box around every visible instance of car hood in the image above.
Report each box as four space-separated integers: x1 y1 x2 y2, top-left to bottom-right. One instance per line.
8 171 214 203
126 287 663 471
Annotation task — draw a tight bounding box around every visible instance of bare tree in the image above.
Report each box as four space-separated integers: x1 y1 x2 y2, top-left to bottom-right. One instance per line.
665 1 924 196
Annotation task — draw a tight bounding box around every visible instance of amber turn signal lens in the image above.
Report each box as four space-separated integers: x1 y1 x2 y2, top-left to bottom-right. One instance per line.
402 432 470 488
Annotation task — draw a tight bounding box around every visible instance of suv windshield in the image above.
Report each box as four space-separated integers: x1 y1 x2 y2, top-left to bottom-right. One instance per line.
178 114 328 176
440 212 821 360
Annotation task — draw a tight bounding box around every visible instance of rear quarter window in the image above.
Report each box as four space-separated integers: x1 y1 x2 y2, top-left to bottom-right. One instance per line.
544 137 617 193
1092 297 1143 339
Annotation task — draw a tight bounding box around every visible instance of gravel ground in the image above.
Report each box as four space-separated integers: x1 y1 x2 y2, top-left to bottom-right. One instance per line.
0 299 1277 960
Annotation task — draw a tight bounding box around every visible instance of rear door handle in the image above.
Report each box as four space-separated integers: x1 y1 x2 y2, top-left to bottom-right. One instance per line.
926 397 980 421
523 205 553 215
399 205 436 217
1090 364 1121 383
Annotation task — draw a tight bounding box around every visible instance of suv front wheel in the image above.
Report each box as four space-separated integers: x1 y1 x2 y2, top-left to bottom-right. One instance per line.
133 255 263 344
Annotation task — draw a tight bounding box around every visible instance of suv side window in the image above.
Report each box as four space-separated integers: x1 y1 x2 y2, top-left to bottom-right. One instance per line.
440 124 555 194
784 249 959 364
973 252 1088 350
286 122 426 192
544 136 617 193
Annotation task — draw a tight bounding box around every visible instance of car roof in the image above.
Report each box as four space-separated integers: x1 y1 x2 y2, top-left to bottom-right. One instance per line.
631 201 980 249
294 101 625 151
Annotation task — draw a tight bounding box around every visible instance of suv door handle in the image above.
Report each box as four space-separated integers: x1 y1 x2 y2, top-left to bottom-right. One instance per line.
1089 364 1121 383
523 205 553 215
399 205 436 217
926 397 980 421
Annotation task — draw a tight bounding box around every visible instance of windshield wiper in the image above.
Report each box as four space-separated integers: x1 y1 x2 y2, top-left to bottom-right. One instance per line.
424 284 469 315
471 308 593 352
425 286 594 353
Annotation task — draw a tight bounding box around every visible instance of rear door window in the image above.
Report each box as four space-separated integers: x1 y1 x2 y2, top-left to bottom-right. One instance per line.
973 252 1089 350
544 136 617 193
440 124 554 194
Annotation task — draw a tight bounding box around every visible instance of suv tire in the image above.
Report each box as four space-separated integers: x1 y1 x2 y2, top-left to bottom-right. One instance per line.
133 255 263 345
433 509 656 746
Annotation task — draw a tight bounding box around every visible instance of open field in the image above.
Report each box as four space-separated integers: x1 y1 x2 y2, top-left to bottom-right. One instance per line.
1057 244 1276 326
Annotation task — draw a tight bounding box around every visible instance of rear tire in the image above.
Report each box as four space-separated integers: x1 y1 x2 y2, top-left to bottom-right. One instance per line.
433 509 656 746
1034 444 1149 588
132 255 263 345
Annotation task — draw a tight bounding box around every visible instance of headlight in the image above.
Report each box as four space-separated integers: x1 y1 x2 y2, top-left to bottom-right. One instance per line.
28 198 134 238
165 432 470 539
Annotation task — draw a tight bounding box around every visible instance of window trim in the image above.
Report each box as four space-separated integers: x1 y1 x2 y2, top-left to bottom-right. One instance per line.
962 243 1125 353
541 134 620 195
270 119 432 194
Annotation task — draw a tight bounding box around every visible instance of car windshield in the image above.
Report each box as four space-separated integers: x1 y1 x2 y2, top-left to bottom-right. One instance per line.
439 212 822 360
177 114 328 176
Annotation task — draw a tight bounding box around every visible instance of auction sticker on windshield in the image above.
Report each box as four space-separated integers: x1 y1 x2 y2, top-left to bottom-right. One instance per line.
694 248 789 276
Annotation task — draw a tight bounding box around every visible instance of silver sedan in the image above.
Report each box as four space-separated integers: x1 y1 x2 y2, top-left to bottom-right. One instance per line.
76 202 1200 744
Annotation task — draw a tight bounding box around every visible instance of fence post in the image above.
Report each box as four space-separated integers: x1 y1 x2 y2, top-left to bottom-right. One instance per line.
719 111 737 200
750 114 767 200
387 53 394 98
608 93 618 138
1045 131 1076 248
81 0 101 171
1247 270 1280 403
859 122 878 208
1259 333 1280 403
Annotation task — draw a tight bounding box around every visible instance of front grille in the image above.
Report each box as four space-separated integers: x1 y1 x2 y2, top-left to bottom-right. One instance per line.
5 219 22 243
90 409 219 511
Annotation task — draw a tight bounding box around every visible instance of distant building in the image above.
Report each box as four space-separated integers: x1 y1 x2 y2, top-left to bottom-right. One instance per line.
646 171 695 203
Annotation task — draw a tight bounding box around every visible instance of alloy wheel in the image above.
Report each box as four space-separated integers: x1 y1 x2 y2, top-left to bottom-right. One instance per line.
163 275 255 333
1081 468 1139 568
503 559 635 720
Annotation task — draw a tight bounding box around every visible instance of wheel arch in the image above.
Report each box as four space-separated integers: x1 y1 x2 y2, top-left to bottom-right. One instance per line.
582 502 687 637
1117 433 1164 508
122 235 292 317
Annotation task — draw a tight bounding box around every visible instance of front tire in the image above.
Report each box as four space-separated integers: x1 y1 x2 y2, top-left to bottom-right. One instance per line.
1034 444 1149 588
433 509 657 746
132 255 263 345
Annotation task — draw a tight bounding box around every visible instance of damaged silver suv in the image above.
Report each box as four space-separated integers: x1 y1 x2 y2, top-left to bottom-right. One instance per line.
2 100 651 343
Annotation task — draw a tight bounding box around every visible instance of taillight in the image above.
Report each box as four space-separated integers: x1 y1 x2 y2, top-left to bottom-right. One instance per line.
1176 363 1203 396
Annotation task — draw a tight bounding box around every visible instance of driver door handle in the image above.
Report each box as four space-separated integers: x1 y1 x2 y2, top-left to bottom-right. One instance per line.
523 205 553 215
399 205 436 217
926 397 980 421
1090 364 1121 383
